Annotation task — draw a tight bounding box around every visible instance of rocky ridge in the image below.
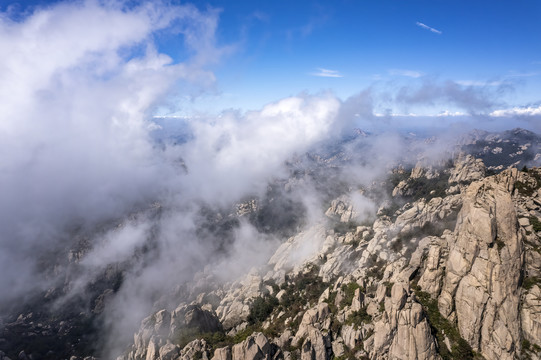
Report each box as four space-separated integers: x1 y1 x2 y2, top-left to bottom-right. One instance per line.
117 156 541 360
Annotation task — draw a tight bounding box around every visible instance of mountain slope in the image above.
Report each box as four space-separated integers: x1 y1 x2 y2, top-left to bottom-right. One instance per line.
117 159 541 360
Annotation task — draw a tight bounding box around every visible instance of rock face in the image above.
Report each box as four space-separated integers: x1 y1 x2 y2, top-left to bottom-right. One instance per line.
439 173 522 359
171 305 224 336
448 154 486 184
372 284 438 360
294 303 332 360
231 333 274 360
123 305 222 360
325 196 359 223
522 285 541 348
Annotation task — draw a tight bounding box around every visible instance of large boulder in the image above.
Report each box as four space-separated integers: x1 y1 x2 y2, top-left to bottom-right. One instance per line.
231 333 273 360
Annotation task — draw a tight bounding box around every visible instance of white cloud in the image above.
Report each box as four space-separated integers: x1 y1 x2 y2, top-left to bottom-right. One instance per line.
437 110 467 117
416 21 442 35
311 67 343 78
490 105 541 117
388 69 423 78
0 0 226 309
179 94 342 205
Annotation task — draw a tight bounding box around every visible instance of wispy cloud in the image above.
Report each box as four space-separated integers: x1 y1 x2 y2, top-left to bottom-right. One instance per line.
506 71 540 78
311 68 343 78
374 112 419 117
395 80 498 113
250 11 269 22
456 80 504 87
285 9 329 42
152 115 194 119
416 21 442 35
373 110 466 117
388 69 423 78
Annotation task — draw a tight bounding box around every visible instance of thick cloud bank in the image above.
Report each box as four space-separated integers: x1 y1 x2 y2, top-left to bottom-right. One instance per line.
0 0 224 304
0 2 352 355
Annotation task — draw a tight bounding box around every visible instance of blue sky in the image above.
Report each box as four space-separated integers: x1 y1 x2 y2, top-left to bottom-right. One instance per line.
2 0 541 119
169 0 541 115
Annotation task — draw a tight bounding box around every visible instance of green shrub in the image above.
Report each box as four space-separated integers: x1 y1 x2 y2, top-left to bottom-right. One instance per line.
390 238 403 252
248 296 278 324
383 282 393 297
330 318 342 336
378 301 385 313
414 290 474 359
176 327 203 349
334 221 359 235
174 324 271 353
340 282 361 308
522 277 541 291
335 342 366 360
345 308 372 329
515 171 541 196
326 290 338 313
175 328 237 351
278 265 331 333
493 237 505 251
263 279 280 294
389 170 411 189
530 216 541 232
408 175 450 201
231 326 258 344
378 202 401 220
365 254 386 280
516 181 536 196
